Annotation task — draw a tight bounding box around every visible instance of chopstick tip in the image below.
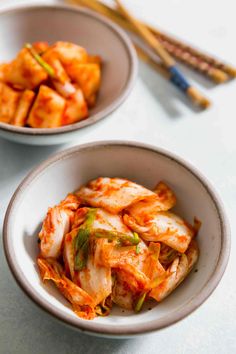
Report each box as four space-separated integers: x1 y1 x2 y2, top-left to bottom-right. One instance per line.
209 68 229 84
226 66 236 78
187 87 211 110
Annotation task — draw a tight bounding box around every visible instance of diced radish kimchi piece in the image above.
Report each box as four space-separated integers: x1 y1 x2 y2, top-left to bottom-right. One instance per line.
11 89 35 126
0 63 7 81
32 41 49 54
27 85 66 128
47 42 87 67
66 63 101 104
62 88 88 125
4 48 48 89
0 83 21 123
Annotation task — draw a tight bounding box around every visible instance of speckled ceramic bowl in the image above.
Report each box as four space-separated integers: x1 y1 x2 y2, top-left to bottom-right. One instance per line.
3 141 230 337
0 5 137 145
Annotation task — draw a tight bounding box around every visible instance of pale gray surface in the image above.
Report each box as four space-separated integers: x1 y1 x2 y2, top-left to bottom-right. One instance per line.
0 0 236 353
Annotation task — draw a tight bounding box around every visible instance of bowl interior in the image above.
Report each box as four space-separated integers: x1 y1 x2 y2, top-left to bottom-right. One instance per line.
5 143 225 335
0 5 135 132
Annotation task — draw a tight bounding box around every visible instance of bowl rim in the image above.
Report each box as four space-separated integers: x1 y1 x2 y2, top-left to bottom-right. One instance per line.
0 4 138 136
3 140 231 337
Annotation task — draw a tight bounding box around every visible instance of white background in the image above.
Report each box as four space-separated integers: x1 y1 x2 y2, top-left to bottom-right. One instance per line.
0 0 236 353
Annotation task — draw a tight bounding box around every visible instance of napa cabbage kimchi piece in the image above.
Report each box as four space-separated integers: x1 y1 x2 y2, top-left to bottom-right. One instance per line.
37 177 200 319
76 177 155 214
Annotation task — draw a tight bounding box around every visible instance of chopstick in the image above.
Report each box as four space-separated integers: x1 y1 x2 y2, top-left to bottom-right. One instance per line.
134 44 169 79
156 37 228 83
114 0 210 109
134 44 205 102
115 0 174 67
69 0 163 68
70 0 232 84
107 0 235 81
69 0 211 108
148 24 236 78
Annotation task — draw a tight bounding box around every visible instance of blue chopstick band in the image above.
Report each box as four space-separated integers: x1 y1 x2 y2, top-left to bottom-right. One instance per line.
169 66 190 93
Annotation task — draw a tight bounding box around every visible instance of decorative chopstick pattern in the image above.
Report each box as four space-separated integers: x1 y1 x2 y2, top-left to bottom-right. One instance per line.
158 38 228 83
149 25 236 79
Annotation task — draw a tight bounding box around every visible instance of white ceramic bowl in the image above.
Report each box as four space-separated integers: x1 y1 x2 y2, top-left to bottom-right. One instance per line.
3 141 230 337
0 5 137 145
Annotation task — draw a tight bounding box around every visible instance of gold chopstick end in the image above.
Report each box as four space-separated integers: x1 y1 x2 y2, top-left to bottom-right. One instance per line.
187 87 211 109
209 68 229 84
226 66 236 78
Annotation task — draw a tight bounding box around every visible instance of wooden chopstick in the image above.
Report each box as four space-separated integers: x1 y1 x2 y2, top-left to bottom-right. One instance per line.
69 0 210 108
70 0 230 83
115 0 175 68
134 45 169 79
106 0 234 81
114 0 210 109
148 24 236 78
135 43 210 112
69 1 169 78
157 38 228 83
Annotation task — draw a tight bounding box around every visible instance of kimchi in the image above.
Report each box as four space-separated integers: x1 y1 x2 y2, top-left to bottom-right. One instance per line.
37 177 200 320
